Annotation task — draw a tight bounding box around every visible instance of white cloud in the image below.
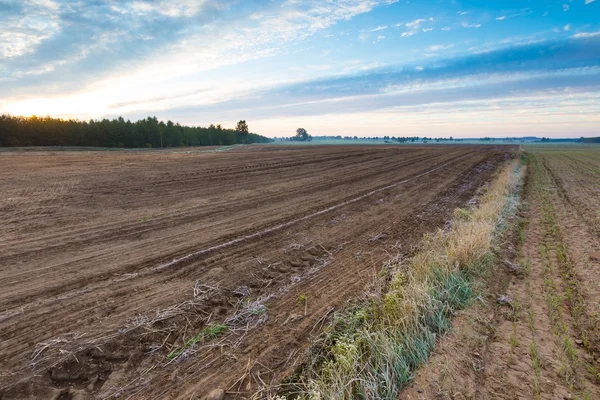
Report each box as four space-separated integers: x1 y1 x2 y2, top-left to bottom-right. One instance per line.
0 1 61 58
441 27 451 31
462 23 482 28
585 0 595 4
129 0 209 17
496 16 506 21
564 24 571 31
428 44 454 52
563 4 570 11
3 0 395 116
572 30 600 38
400 17 434 37
369 25 388 32
406 18 427 29
457 11 469 15
28 0 60 10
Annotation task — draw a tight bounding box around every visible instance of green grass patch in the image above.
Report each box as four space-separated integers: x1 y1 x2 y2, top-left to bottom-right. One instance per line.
167 323 227 360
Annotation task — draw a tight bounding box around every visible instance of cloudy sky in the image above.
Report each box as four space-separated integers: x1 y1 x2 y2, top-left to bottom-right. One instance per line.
1 0 600 137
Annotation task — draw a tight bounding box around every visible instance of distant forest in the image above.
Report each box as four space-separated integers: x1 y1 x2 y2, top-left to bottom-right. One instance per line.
0 115 272 148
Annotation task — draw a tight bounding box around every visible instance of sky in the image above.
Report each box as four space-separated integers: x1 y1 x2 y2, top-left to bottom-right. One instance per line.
1 0 600 138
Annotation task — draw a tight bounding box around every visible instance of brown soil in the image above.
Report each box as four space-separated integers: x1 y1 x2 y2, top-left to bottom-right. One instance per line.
401 148 600 400
0 145 512 399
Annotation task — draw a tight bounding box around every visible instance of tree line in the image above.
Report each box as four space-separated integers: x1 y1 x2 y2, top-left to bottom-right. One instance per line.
0 115 272 148
275 135 463 143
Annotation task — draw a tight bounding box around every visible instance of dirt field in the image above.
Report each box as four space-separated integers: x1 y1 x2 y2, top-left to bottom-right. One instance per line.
0 145 513 399
401 145 600 400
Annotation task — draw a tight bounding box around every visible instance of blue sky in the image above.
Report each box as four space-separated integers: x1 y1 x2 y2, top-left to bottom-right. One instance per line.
1 0 599 137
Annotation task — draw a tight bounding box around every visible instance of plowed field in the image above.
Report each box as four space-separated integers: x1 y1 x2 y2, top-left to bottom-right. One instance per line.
0 145 513 399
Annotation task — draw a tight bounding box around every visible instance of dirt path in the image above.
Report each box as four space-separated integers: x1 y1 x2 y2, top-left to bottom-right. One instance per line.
0 145 511 399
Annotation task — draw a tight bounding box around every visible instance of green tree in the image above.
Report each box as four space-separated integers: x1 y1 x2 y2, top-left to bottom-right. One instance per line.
0 115 273 148
236 120 249 144
208 123 216 146
296 128 310 141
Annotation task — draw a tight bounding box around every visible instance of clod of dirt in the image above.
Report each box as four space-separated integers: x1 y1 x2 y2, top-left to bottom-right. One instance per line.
300 254 314 262
575 339 584 346
283 313 303 325
496 295 513 305
504 260 521 273
370 232 388 242
204 267 225 280
276 264 291 273
70 389 92 400
50 368 85 383
205 388 225 400
86 375 99 391
49 388 69 400
306 247 320 256
233 286 251 297
214 306 227 315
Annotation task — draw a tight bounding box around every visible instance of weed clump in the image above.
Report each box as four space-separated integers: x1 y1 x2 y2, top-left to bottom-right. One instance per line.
168 323 227 360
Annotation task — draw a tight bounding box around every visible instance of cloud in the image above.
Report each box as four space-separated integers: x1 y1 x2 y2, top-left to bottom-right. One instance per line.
585 0 595 4
124 1 208 17
369 25 388 32
563 4 570 11
405 18 428 29
400 17 434 37
151 36 600 123
427 44 454 52
0 0 61 58
572 30 600 38
166 70 600 128
492 8 533 22
0 0 220 94
1 0 393 100
462 23 482 28
564 24 571 31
